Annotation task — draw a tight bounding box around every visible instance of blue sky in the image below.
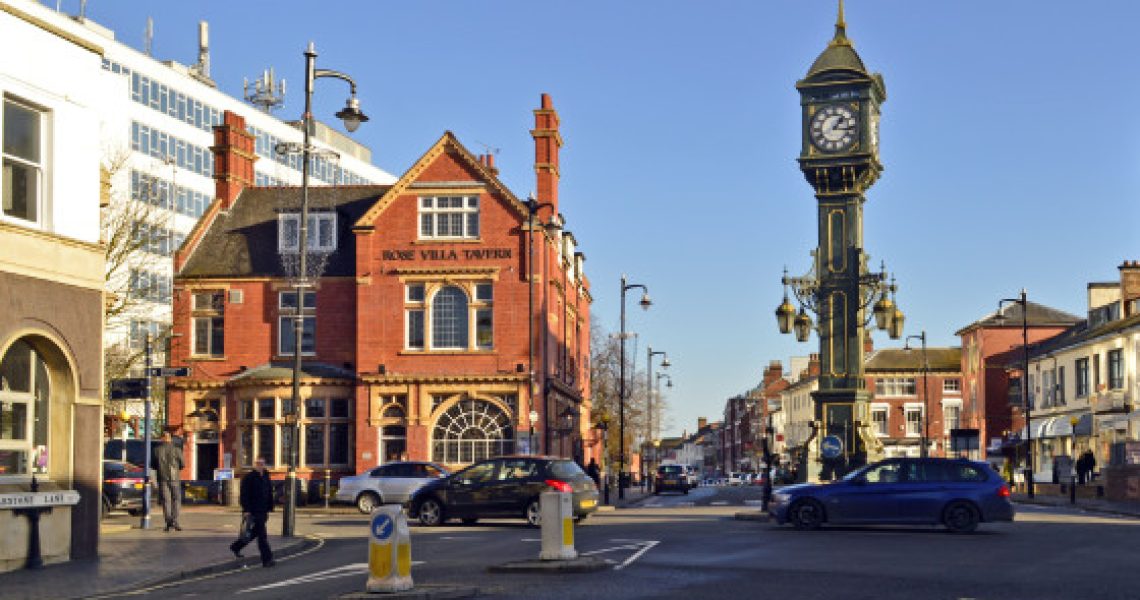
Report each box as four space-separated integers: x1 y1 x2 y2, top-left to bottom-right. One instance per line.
66 1 1139 437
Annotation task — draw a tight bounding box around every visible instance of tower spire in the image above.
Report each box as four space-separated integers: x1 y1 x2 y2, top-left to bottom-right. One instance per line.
833 0 850 45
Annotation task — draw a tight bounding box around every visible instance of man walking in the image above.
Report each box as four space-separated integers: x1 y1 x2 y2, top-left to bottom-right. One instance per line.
231 456 275 567
154 431 184 532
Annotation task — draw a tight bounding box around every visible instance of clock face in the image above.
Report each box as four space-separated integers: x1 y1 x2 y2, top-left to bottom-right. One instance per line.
810 104 858 152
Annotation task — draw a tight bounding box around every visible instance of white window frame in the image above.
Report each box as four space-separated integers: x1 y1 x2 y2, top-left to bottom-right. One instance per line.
942 378 961 394
0 342 49 478
190 291 225 357
870 403 889 437
904 403 922 437
942 399 962 433
875 377 917 397
418 196 479 240
405 281 494 352
278 212 336 253
278 291 317 356
1 96 46 228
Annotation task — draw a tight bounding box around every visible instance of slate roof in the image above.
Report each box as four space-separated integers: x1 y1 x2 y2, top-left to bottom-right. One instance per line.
1026 313 1140 361
178 185 390 278
954 301 1082 336
229 361 357 383
865 347 962 373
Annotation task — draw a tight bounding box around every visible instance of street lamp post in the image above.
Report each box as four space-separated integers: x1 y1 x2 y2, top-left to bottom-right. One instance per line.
646 347 669 473
619 274 651 500
998 289 1032 498
528 410 539 455
904 331 930 458
526 197 556 455
282 42 368 538
595 417 610 505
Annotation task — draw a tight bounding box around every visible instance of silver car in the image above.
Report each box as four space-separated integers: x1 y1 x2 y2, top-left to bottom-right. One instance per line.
336 461 449 513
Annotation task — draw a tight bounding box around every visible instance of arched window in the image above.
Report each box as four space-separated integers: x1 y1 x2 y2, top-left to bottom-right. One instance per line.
432 286 468 349
431 398 514 464
0 339 50 476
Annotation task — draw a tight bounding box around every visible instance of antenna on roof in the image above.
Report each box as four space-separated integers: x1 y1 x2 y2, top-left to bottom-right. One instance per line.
144 16 153 56
244 68 286 114
475 141 501 157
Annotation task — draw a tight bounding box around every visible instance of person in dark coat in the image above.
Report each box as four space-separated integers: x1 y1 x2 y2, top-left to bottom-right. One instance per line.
585 458 601 488
154 431 184 531
230 456 275 567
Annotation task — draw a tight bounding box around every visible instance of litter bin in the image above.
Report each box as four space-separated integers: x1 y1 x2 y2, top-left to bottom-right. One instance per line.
222 477 240 507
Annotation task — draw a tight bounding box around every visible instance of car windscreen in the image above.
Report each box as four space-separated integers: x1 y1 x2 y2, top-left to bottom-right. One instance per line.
658 465 684 474
548 460 585 479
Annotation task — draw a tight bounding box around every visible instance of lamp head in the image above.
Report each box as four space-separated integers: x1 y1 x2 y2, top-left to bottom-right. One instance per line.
660 356 671 369
872 292 894 331
888 307 906 340
335 95 369 132
776 296 797 335
793 309 813 343
639 292 652 311
666 379 673 388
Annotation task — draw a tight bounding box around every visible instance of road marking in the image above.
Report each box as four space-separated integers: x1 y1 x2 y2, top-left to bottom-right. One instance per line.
710 501 728 506
237 560 426 594
521 537 541 542
744 500 764 506
580 539 660 570
439 536 481 540
615 540 659 571
676 502 695 507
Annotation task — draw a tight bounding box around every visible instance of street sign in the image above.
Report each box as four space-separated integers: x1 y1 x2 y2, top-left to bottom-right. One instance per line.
820 435 844 460
147 366 191 377
371 513 394 542
109 378 148 400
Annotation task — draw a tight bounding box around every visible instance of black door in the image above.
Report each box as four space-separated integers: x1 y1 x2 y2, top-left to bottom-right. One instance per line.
195 443 219 481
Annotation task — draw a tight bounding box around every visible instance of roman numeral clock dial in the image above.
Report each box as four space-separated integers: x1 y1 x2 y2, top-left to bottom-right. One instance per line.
810 104 857 152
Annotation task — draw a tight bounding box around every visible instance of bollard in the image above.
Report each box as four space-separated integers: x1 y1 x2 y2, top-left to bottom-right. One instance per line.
366 504 413 593
538 491 577 561
324 469 331 510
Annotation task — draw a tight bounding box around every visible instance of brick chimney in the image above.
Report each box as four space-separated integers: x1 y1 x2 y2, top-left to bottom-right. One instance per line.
1121 260 1140 317
698 417 708 430
807 353 821 377
864 331 874 355
211 110 256 211
531 93 561 215
762 360 784 386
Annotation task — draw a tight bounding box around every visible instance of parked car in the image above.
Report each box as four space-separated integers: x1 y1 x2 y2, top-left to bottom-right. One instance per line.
102 460 152 518
336 461 449 513
683 466 700 489
726 472 744 486
407 456 598 527
654 464 689 494
104 438 183 470
769 458 1014 533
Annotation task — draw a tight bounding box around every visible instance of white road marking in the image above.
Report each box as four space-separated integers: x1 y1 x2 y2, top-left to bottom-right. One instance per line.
710 501 728 506
676 502 695 507
744 500 764 506
237 560 425 594
439 536 481 540
521 538 541 542
615 540 659 571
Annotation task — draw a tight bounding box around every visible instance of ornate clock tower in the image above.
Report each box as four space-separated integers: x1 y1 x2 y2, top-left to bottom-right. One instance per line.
778 1 902 480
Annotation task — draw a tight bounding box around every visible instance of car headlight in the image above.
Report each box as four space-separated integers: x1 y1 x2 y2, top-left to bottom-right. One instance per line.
772 492 790 503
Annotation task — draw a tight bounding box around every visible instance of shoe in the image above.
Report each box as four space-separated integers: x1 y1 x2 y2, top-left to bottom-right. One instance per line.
164 525 171 532
173 523 183 532
262 560 276 568
230 544 243 559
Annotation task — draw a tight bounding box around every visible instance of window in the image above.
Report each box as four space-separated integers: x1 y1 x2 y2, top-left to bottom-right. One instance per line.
431 398 514 464
238 395 350 469
944 404 961 431
1093 354 1101 391
1056 366 1066 405
432 286 468 349
3 98 44 225
942 378 961 394
1108 349 1124 389
1041 369 1055 408
0 340 50 477
875 377 916 397
1075 358 1089 398
871 407 888 436
279 291 316 355
905 407 922 436
862 461 902 484
191 291 224 357
278 213 336 253
419 196 479 239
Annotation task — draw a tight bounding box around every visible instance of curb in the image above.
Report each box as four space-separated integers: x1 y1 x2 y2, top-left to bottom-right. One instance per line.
487 556 610 574
77 535 322 599
1013 499 1140 520
734 511 771 522
340 584 480 599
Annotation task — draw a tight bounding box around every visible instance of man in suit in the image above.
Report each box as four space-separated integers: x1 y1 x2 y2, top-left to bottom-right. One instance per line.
230 456 275 567
154 431 184 531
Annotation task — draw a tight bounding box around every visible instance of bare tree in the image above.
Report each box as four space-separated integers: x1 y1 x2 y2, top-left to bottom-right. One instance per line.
589 316 658 465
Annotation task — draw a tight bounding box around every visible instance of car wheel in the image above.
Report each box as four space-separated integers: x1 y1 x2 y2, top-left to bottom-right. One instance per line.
461 518 478 525
356 492 381 514
525 499 542 527
574 513 589 523
789 499 824 531
417 498 445 527
683 488 689 495
943 501 979 534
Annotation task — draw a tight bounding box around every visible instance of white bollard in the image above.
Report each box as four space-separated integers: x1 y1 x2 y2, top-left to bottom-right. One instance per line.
366 504 413 593
538 491 577 561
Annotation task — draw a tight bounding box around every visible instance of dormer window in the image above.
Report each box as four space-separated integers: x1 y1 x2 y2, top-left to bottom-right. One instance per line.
278 212 336 253
419 196 479 240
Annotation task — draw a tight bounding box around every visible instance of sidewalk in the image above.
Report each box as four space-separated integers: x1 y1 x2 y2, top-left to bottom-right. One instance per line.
0 504 338 600
1012 493 1140 519
596 485 652 511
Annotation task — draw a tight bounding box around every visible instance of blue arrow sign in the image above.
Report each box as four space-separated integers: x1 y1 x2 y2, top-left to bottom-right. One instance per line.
821 435 844 460
371 513 394 542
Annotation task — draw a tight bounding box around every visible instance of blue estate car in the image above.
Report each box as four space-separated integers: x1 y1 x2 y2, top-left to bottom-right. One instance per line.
769 457 1014 533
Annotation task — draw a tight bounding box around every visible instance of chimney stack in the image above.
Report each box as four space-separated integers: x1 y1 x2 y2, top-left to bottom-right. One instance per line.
211 110 257 211
698 417 708 430
864 331 874 355
531 93 561 216
1121 260 1140 317
807 353 821 377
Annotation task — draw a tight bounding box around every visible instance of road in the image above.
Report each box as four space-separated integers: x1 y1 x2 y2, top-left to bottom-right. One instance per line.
119 485 1140 600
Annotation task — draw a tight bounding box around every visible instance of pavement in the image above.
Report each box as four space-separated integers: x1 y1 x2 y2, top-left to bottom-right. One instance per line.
0 503 353 600
0 489 655 600
1011 492 1140 519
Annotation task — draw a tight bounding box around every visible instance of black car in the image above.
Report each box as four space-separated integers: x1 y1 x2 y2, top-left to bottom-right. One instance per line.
654 464 689 494
102 460 152 518
407 456 599 527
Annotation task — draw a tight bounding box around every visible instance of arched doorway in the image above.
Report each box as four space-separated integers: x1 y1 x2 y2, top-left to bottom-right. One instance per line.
431 398 514 464
0 339 51 477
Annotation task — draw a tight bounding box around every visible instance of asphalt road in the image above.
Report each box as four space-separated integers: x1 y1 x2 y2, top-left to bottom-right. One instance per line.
124 485 1140 600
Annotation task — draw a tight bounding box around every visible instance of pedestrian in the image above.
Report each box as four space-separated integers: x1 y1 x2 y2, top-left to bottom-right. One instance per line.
154 430 184 532
230 456 275 567
1080 450 1097 484
1002 458 1014 487
585 458 601 488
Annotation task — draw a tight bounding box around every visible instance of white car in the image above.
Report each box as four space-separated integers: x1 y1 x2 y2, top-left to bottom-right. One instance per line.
726 473 744 486
336 461 449 513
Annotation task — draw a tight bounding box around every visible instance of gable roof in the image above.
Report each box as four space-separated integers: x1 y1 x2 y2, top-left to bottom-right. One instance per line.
865 347 962 373
954 301 1082 336
354 131 529 230
178 185 389 278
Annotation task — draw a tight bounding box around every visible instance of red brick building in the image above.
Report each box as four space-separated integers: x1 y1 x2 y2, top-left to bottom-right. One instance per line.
864 347 964 458
164 95 593 482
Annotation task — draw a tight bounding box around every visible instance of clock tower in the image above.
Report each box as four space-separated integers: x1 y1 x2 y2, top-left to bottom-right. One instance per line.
786 1 899 479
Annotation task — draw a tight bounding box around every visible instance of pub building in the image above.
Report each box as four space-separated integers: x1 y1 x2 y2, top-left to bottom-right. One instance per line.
166 95 594 487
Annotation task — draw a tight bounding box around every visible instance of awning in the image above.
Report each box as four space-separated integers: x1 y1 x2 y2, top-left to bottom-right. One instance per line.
1073 413 1093 437
1098 414 1130 431
1047 417 1073 438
